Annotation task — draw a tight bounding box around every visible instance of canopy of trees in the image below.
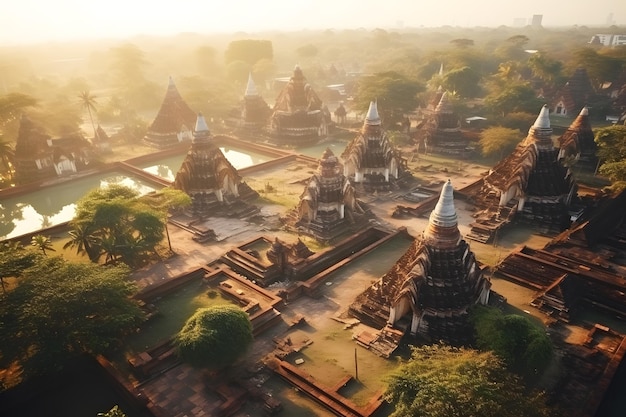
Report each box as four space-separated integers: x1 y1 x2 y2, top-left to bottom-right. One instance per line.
224 39 273 66
479 126 524 158
595 125 626 191
0 256 144 382
355 71 423 126
471 306 553 378
174 305 253 370
65 184 165 266
386 344 554 417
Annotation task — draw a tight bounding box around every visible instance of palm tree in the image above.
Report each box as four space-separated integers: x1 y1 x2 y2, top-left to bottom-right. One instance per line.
0 135 14 182
30 235 56 256
78 90 98 138
63 223 99 262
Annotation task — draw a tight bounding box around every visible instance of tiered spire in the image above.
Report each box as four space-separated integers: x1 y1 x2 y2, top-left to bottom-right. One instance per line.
424 179 461 248
192 113 211 143
528 105 553 147
244 73 258 97
365 101 381 125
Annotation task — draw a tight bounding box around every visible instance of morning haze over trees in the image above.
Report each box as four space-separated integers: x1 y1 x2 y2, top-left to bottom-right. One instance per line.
0 20 625 416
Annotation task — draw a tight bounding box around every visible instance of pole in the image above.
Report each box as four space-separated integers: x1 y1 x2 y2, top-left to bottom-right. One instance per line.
354 347 359 381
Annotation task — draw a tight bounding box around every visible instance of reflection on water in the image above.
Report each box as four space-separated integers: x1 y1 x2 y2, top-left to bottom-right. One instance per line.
0 174 158 240
140 148 268 181
296 140 349 159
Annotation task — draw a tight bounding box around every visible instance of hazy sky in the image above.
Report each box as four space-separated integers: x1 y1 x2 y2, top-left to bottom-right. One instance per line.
1 0 623 45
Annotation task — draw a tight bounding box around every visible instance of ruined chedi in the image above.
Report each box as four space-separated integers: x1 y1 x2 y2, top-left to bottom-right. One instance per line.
173 113 257 216
342 101 403 190
239 72 271 130
351 180 491 345
269 65 328 144
294 147 365 240
558 106 598 171
144 77 197 148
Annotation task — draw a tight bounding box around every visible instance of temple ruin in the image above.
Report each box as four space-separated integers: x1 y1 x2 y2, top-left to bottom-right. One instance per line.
342 101 406 191
239 73 271 131
269 65 329 145
173 113 258 218
288 147 367 241
558 106 598 171
467 105 578 243
13 115 93 185
552 67 596 117
422 92 474 157
496 188 626 322
144 77 197 149
351 180 491 346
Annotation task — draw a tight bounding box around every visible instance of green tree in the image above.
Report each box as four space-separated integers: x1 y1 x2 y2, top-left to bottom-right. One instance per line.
63 222 99 262
471 306 553 378
0 256 144 379
442 66 481 98
226 60 252 84
500 111 537 133
70 184 165 267
485 84 543 117
296 44 319 61
450 38 475 49
595 125 626 191
0 241 39 293
0 92 38 129
78 90 98 138
30 235 55 256
224 39 273 66
528 52 564 85
355 71 423 126
139 188 191 253
386 344 554 417
174 305 253 371
0 135 14 184
479 127 524 159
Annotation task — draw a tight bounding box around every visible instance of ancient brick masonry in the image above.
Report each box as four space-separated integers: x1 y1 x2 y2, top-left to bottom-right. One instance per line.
269 65 329 144
351 180 491 346
341 101 405 191
144 77 197 149
173 113 257 216
293 147 366 241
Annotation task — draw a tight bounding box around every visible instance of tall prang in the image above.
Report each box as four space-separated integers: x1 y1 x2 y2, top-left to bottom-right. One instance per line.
468 105 578 243
292 147 366 241
173 113 258 216
144 77 197 149
350 180 491 346
558 107 598 170
269 65 329 145
342 101 405 191
239 73 271 130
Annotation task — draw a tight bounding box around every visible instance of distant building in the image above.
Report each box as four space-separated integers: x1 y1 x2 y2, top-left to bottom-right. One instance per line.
589 34 626 47
531 14 543 27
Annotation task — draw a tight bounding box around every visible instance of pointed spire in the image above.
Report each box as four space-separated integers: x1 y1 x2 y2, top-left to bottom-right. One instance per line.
532 104 551 129
168 76 176 89
579 106 589 116
429 179 458 228
438 62 444 76
528 104 553 145
245 73 258 97
435 92 452 113
192 113 211 143
423 179 461 248
365 101 381 125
